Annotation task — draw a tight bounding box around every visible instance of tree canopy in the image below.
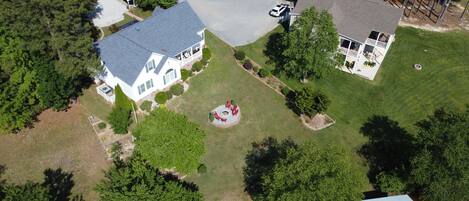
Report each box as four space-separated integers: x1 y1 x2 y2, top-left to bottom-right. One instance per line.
0 0 99 133
137 0 177 10
96 152 203 201
411 108 469 201
244 138 366 201
281 7 339 80
133 108 205 173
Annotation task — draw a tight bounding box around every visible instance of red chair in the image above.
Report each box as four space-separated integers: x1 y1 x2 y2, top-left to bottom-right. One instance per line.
226 100 232 108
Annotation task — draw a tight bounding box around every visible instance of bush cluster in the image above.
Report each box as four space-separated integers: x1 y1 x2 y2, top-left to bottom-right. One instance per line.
293 87 330 117
170 84 184 96
202 47 211 63
181 69 192 81
243 60 253 70
280 87 291 96
234 50 246 61
258 68 272 78
192 61 203 72
155 91 170 104
98 122 107 129
140 100 152 112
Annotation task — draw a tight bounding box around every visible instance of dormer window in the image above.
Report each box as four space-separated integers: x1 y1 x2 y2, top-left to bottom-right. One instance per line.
145 60 156 72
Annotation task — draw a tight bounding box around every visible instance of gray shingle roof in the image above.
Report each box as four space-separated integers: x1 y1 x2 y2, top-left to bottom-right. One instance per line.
291 0 403 43
97 2 205 86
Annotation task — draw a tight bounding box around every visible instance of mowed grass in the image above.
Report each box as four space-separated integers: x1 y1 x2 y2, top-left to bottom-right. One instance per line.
0 104 110 200
240 25 469 151
167 32 367 201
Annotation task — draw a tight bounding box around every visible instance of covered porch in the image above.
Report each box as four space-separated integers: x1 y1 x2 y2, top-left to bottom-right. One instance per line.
337 31 394 80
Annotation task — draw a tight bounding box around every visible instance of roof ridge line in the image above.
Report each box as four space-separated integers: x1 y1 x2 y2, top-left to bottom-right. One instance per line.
116 32 155 54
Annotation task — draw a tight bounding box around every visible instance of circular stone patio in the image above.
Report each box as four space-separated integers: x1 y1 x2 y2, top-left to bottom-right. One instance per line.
209 104 241 128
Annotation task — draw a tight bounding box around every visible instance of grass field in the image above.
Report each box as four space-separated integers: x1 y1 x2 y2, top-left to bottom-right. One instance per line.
168 32 368 201
239 26 469 134
0 104 110 200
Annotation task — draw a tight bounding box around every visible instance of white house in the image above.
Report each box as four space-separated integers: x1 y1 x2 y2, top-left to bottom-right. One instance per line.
96 2 205 102
289 0 403 80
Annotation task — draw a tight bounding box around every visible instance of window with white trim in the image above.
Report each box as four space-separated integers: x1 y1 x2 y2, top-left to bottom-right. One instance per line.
192 43 201 54
145 60 156 72
138 84 146 95
163 69 177 85
146 79 153 89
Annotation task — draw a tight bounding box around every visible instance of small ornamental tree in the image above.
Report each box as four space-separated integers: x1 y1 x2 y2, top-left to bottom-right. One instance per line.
96 152 203 201
294 87 330 117
108 85 132 134
133 108 205 173
281 7 339 80
108 107 131 134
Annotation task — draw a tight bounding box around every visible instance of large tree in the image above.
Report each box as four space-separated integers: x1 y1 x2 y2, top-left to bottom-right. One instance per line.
281 7 339 80
0 0 100 132
247 140 365 201
96 152 203 201
411 108 469 201
133 108 205 173
0 33 41 133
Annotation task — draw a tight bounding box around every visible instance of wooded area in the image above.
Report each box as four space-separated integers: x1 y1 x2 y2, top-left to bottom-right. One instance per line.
0 0 100 133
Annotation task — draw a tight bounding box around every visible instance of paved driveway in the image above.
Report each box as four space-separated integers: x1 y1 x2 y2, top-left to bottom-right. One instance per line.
187 0 285 46
92 0 128 27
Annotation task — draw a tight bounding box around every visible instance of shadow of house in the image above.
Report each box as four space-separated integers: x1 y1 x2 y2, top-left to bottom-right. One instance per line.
359 115 415 183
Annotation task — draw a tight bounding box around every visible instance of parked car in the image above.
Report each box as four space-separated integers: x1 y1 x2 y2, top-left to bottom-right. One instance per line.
270 4 289 17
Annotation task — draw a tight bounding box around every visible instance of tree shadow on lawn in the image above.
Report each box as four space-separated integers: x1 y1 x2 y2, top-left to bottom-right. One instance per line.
43 168 76 201
263 32 286 74
358 115 415 184
243 137 297 197
162 173 200 192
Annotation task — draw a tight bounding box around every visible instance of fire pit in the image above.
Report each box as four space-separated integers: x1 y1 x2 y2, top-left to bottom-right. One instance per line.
208 99 241 128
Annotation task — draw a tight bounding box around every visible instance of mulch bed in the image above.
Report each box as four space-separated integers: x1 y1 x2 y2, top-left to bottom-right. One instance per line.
301 114 336 131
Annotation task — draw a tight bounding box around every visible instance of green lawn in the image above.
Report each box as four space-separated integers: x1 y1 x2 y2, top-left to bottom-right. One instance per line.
129 7 153 19
101 14 136 37
167 32 368 201
239 27 469 134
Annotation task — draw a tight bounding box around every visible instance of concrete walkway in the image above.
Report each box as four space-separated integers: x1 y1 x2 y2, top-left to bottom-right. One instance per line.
187 0 286 46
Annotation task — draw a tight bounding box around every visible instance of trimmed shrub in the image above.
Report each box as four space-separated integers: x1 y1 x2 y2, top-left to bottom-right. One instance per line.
108 107 132 134
170 84 184 96
197 164 207 174
98 122 107 129
243 60 253 70
258 68 272 78
293 87 330 116
253 66 259 73
155 92 169 104
208 112 214 122
181 69 192 81
192 61 203 72
166 91 173 100
202 47 211 62
281 86 291 96
234 50 246 60
109 24 119 33
140 100 152 112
